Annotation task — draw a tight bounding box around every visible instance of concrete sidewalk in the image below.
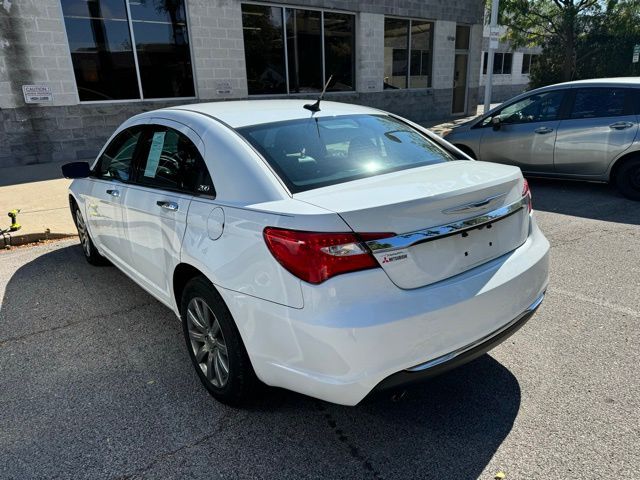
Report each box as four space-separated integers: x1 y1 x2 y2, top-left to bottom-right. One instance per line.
0 161 75 247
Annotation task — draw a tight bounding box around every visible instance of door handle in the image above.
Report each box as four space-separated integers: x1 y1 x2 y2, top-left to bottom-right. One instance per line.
609 121 634 130
156 201 179 211
534 127 554 134
106 189 120 198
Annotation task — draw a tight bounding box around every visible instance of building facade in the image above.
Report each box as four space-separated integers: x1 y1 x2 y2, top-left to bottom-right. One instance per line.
479 25 541 103
0 0 484 167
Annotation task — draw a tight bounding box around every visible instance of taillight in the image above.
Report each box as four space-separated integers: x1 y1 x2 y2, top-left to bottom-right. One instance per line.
263 228 394 284
522 178 532 213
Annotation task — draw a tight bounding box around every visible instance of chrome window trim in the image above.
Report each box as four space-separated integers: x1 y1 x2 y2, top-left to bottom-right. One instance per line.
365 195 529 253
405 292 545 373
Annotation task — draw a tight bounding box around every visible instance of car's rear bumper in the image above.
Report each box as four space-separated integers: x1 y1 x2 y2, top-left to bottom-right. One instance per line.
370 291 544 394
219 216 549 406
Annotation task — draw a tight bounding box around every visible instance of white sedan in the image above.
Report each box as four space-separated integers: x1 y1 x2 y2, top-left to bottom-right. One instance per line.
63 100 549 406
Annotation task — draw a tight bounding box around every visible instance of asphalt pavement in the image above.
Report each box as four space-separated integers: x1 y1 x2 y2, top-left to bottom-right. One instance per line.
0 178 638 480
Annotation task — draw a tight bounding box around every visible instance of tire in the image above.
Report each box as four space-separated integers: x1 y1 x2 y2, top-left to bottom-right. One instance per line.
615 159 640 201
181 275 258 405
73 206 110 266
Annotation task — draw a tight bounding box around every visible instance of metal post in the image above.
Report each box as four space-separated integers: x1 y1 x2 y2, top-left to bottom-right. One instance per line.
483 0 500 113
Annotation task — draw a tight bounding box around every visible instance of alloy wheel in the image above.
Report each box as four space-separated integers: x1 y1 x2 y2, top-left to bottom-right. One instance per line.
186 297 230 388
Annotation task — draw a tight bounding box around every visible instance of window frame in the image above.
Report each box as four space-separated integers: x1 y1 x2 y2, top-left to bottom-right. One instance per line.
58 0 198 104
383 15 435 90
241 2 357 96
482 51 513 75
521 54 533 75
130 124 216 198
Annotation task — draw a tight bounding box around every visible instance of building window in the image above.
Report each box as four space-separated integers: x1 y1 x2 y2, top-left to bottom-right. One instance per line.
242 4 287 95
61 0 195 102
384 18 434 89
241 4 355 95
521 54 537 74
483 52 513 75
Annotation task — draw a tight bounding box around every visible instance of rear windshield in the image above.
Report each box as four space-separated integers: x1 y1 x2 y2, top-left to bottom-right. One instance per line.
237 114 458 193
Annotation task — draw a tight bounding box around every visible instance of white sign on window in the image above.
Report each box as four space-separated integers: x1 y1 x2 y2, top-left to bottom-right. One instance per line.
22 85 53 103
489 28 500 49
144 131 166 178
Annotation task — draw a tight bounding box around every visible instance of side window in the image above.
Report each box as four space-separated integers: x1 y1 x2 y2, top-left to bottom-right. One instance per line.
96 127 144 182
570 88 632 119
137 127 214 196
496 91 564 125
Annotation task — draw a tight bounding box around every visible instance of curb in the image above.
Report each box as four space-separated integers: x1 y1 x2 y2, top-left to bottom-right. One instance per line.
2 231 77 248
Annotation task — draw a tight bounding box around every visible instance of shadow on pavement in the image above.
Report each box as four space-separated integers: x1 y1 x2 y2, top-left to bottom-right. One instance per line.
0 243 521 480
0 161 68 187
527 177 640 225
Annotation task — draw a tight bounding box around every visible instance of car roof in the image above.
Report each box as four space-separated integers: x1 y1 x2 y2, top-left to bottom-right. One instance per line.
536 77 640 91
161 100 385 129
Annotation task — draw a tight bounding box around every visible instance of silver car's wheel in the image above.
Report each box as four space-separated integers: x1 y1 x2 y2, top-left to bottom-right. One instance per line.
75 208 91 257
186 297 230 388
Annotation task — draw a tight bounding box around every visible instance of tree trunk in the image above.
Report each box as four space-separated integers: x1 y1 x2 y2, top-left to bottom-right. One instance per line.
562 9 576 82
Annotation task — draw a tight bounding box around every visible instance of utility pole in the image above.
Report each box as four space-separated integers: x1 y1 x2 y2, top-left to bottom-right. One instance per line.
483 0 500 113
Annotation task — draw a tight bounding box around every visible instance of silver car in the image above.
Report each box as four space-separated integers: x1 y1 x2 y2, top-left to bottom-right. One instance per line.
444 78 640 200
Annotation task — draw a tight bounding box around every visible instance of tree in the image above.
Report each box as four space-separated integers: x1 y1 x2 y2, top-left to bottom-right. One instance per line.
574 1 640 79
497 0 602 83
495 0 640 86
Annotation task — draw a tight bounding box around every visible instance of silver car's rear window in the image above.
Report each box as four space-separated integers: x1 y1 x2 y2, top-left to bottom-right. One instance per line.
236 114 458 193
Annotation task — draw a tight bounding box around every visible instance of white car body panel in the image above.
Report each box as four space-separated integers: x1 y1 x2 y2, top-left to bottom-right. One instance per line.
68 100 550 405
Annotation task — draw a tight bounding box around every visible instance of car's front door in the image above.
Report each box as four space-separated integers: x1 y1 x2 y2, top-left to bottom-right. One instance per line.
86 125 146 268
123 120 213 304
554 87 639 175
479 89 567 173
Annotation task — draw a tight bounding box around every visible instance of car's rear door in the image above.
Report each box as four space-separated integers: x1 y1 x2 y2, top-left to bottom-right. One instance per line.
554 87 639 175
478 89 567 173
85 125 147 269
123 119 213 304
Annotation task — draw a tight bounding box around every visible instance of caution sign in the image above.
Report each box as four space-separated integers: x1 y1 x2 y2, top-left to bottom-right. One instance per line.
22 85 53 103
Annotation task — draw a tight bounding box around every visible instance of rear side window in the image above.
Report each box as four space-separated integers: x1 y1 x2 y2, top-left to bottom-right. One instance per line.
136 127 214 196
237 114 457 193
96 126 144 182
570 88 634 119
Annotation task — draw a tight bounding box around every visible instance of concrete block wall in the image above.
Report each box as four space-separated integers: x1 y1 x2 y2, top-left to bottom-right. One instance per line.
356 12 384 93
187 0 249 100
432 21 456 91
0 0 77 108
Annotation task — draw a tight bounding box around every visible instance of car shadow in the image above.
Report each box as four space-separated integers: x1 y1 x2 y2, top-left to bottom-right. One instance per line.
527 177 640 225
0 242 521 479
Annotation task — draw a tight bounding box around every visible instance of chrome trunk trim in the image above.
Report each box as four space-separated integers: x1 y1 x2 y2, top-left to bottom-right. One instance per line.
365 195 529 253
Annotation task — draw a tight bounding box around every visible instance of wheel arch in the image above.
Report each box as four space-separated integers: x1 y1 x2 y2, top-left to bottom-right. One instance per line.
68 193 80 226
173 263 208 314
609 150 640 184
453 143 477 160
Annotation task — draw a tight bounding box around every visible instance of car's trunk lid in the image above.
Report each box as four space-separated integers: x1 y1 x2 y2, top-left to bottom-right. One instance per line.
294 161 530 289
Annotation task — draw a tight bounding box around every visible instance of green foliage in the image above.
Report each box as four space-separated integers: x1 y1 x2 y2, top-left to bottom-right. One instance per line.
493 0 640 86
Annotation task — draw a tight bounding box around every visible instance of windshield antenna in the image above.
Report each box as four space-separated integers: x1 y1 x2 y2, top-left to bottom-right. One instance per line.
304 75 333 113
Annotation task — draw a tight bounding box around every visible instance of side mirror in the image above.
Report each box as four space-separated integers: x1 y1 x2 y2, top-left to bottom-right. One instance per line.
61 162 90 179
492 116 502 131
